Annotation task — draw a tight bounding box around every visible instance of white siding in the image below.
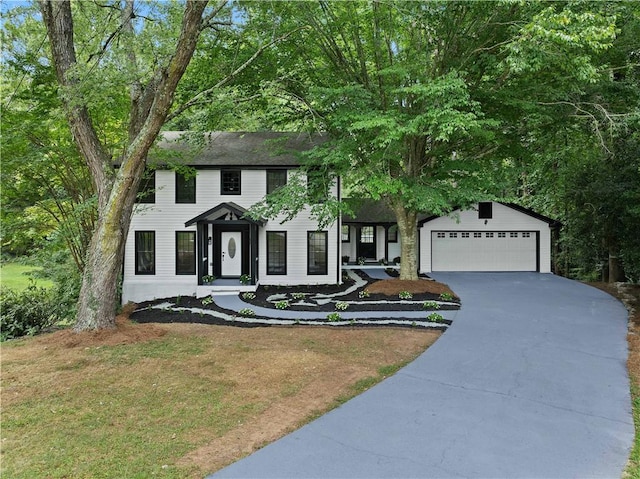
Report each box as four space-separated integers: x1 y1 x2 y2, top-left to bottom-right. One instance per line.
122 169 340 303
419 202 552 273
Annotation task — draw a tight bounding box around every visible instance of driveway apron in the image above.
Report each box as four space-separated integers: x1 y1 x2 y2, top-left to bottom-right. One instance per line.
210 273 634 478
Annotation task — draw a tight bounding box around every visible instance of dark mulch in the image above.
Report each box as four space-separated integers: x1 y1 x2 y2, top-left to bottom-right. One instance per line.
243 269 460 312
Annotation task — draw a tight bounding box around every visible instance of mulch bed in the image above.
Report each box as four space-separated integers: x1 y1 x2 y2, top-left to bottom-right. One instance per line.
130 269 460 328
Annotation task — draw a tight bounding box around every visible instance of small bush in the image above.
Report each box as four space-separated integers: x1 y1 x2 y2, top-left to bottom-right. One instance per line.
292 292 307 300
422 301 440 310
201 296 214 306
427 312 444 323
275 300 289 310
439 292 454 302
238 308 255 317
326 312 342 322
358 289 370 299
335 301 349 311
0 283 59 340
242 292 256 301
399 291 413 300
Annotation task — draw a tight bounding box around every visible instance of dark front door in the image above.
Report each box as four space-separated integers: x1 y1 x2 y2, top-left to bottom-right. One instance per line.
357 225 376 261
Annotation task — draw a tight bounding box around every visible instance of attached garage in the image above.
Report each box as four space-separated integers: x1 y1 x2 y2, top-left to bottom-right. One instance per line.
420 202 559 273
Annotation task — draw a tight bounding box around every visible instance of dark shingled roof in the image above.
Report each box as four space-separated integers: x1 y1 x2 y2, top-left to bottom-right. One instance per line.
342 199 430 224
151 131 326 167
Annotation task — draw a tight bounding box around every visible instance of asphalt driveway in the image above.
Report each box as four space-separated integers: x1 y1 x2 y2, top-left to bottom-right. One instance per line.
210 273 633 478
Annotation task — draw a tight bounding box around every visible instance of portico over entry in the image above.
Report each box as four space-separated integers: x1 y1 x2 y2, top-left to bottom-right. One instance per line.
185 202 264 285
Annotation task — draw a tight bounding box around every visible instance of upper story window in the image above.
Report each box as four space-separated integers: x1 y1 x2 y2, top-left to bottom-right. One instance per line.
266 169 287 194
175 172 196 203
136 169 155 204
221 170 241 195
478 202 493 219
306 169 329 203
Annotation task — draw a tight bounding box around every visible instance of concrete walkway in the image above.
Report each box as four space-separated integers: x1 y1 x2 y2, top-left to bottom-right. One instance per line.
209 273 633 478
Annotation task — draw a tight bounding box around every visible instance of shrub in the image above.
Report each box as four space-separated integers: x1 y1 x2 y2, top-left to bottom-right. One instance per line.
242 292 256 301
422 301 440 310
427 312 445 323
399 291 413 300
239 274 251 285
326 312 341 322
292 292 307 300
201 296 214 306
439 292 454 302
358 289 370 299
335 301 349 311
0 283 59 340
239 308 255 317
275 300 289 310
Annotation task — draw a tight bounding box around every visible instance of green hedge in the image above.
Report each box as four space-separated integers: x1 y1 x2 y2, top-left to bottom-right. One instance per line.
0 283 61 340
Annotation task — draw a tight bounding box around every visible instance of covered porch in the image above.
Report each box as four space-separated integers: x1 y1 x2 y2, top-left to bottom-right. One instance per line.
185 202 265 288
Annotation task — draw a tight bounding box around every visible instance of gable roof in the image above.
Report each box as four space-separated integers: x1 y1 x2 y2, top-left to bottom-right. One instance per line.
152 131 326 168
417 201 561 227
185 202 265 226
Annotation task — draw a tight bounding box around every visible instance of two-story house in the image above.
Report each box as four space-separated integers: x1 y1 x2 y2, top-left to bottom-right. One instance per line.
121 131 341 303
122 131 558 304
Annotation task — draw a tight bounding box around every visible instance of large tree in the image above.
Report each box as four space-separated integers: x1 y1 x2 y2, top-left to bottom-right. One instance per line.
248 1 618 280
39 0 215 330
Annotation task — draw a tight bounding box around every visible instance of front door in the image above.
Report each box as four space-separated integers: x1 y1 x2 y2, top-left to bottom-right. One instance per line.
220 231 242 277
357 225 376 261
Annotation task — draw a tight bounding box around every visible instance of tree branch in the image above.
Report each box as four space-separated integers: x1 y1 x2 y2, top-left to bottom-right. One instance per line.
167 26 303 122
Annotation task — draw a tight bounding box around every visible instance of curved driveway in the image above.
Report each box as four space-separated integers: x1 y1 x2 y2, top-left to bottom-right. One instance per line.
210 273 633 478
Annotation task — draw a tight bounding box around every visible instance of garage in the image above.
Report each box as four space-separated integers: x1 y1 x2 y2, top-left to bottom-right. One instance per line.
431 231 538 272
419 202 559 274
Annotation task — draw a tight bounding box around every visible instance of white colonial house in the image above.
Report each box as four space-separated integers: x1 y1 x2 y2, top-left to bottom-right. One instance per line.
122 131 341 303
121 131 559 304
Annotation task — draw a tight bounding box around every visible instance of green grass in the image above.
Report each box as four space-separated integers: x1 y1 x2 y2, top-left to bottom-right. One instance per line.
625 384 640 478
0 262 54 291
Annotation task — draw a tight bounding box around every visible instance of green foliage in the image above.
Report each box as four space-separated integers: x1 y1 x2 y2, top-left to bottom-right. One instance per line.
0 283 60 340
358 290 370 299
239 274 251 285
398 291 413 300
242 292 256 301
201 297 214 306
326 312 342 322
427 313 445 323
275 300 289 310
439 292 454 302
238 308 256 317
423 301 441 310
335 301 349 311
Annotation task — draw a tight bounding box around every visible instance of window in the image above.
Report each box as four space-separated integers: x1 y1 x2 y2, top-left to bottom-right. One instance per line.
523 232 531 238
462 232 470 238
360 226 374 243
437 232 446 238
388 225 398 243
449 232 458 238
175 172 196 203
267 231 287 275
478 202 493 219
307 231 328 275
510 232 518 238
135 231 155 275
486 232 494 238
307 169 329 203
266 169 287 194
175 232 196 275
221 170 241 195
498 232 506 238
474 232 482 238
136 170 155 204
341 225 350 242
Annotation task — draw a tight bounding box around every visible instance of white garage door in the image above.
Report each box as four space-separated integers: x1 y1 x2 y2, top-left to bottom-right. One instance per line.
432 231 538 272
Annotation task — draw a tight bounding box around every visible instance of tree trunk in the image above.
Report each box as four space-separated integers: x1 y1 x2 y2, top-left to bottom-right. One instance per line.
40 0 209 331
390 200 419 280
